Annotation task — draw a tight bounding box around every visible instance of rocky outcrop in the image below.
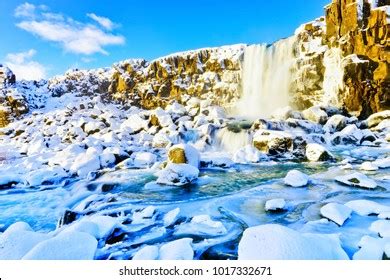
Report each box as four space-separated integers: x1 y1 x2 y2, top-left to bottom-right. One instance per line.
0 65 16 88
293 0 389 118
108 46 244 109
0 66 17 127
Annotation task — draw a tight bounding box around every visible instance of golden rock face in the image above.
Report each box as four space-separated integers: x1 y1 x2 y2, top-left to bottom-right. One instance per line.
0 109 10 128
108 47 243 110
324 0 389 117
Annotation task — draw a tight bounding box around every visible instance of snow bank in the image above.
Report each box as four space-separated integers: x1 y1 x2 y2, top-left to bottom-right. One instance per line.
238 224 348 260
22 231 97 260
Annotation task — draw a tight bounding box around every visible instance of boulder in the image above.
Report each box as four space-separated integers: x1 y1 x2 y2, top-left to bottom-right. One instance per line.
156 163 199 186
320 203 352 226
305 143 333 161
284 170 310 187
265 199 286 211
331 124 363 145
367 111 390 128
253 130 293 155
323 114 348 133
167 144 200 168
335 172 377 189
302 106 328 124
238 224 348 260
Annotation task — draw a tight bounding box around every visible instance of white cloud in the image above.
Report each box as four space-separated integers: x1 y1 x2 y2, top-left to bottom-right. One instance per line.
87 13 115 30
5 49 47 81
14 2 36 18
15 3 125 55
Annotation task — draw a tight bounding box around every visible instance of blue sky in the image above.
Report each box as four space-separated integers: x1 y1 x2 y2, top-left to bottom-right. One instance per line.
0 0 330 80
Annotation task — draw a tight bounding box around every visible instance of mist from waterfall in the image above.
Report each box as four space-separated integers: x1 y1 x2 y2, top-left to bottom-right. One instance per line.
234 37 296 119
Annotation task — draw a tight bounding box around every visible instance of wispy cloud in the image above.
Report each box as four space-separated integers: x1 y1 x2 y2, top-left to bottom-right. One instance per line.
15 3 125 55
87 13 116 30
5 49 47 81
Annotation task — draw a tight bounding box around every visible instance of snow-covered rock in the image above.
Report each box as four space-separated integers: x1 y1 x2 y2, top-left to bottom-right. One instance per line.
302 106 328 124
345 200 390 216
378 212 390 220
353 235 389 260
132 245 159 260
331 124 363 145
360 161 379 171
0 222 48 260
373 157 390 169
120 114 149 133
133 152 157 168
367 110 390 128
370 220 390 238
22 231 97 260
335 172 377 189
167 144 200 168
305 143 333 161
265 199 286 211
284 170 309 187
233 145 268 163
70 147 101 177
320 203 352 226
25 166 67 187
238 224 348 260
159 238 193 260
323 114 347 133
156 163 199 186
253 129 293 155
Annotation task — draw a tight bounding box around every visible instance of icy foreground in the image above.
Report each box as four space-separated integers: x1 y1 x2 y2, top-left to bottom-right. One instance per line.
0 76 389 260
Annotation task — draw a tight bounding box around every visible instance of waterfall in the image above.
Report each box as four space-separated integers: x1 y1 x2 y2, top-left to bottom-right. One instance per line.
215 127 252 153
234 36 296 119
322 48 345 106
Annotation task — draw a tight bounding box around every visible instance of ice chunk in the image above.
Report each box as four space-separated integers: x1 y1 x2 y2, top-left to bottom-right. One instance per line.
238 224 348 260
163 208 180 227
175 215 227 237
22 231 97 260
335 172 377 189
132 206 156 224
265 199 286 211
284 170 309 187
320 203 352 226
159 238 193 260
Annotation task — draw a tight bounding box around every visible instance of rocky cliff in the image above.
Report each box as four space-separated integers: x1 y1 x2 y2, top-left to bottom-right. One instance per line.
293 0 389 117
108 45 243 109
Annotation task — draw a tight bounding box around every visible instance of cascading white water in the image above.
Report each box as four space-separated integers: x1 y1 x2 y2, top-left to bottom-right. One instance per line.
215 127 252 153
235 37 296 119
322 47 345 106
